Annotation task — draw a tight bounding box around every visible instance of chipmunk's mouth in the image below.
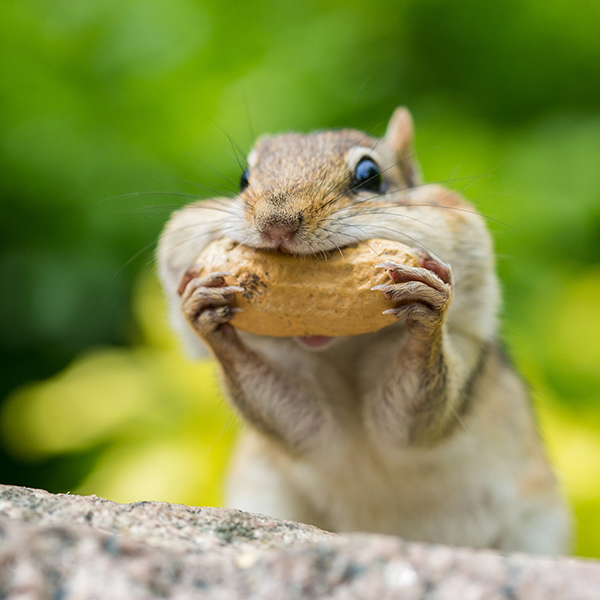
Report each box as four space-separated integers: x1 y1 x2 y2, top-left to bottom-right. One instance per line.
295 335 334 349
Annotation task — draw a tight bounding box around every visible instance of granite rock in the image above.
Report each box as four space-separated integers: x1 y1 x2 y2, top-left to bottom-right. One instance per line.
0 484 598 599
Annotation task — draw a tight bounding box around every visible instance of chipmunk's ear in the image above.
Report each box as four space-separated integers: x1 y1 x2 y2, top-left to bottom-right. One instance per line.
384 107 421 187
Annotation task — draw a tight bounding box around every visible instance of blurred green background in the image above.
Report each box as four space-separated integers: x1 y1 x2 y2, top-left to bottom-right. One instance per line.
1 0 599 557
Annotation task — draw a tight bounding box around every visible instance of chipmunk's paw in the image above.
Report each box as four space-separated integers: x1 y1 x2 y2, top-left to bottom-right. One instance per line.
372 250 452 331
179 268 243 340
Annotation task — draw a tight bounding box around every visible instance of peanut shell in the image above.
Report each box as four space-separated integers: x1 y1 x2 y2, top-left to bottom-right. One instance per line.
193 238 420 337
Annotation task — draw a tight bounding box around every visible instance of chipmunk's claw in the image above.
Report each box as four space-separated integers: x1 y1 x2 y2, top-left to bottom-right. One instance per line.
373 251 453 331
179 271 243 337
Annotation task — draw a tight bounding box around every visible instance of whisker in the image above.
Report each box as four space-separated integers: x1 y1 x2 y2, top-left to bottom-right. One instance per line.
318 151 428 212
161 215 247 242
328 177 514 231
96 191 204 205
320 225 387 258
450 405 469 434
134 206 191 219
329 219 435 255
320 168 352 203
395 203 517 231
135 203 188 211
154 174 240 199
187 203 239 215
333 207 439 232
316 227 352 260
111 239 158 282
348 80 370 130
225 132 248 176
204 115 249 167
242 92 255 145
345 172 491 210
184 152 241 191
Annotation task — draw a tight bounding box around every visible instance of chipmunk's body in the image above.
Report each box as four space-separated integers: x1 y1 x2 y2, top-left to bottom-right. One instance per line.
158 108 570 554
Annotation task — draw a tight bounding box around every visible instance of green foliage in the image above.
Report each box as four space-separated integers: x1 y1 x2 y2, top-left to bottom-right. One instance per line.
1 0 598 556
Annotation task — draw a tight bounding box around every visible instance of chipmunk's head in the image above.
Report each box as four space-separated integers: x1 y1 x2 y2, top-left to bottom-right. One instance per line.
228 107 421 254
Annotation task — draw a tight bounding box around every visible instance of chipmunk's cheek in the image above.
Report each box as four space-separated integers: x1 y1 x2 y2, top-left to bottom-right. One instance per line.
296 335 335 350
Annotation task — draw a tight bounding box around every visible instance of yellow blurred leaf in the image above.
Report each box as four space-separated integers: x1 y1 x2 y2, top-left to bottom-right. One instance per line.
549 268 600 375
132 269 181 351
1 349 154 458
75 425 236 507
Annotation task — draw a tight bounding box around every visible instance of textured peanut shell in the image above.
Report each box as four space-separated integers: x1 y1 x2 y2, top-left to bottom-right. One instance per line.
194 238 420 337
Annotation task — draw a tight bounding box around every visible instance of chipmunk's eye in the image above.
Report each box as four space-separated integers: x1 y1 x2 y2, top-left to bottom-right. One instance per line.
240 168 250 191
352 158 382 193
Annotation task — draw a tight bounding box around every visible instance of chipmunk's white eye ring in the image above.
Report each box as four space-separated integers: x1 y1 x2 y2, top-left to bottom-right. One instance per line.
352 158 382 193
240 168 250 191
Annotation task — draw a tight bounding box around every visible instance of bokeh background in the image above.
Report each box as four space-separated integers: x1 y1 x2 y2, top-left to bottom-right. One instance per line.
1 0 599 557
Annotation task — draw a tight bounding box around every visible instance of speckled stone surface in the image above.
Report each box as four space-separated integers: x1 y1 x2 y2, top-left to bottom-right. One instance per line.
0 484 598 599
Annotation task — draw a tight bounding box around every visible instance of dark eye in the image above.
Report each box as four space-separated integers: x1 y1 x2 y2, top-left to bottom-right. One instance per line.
240 168 250 191
352 158 382 193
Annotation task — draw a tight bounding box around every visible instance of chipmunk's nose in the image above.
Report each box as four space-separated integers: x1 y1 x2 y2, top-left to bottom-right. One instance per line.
259 215 302 245
262 225 296 243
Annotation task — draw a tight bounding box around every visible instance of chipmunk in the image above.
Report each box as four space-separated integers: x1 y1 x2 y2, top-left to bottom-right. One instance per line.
157 107 571 554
